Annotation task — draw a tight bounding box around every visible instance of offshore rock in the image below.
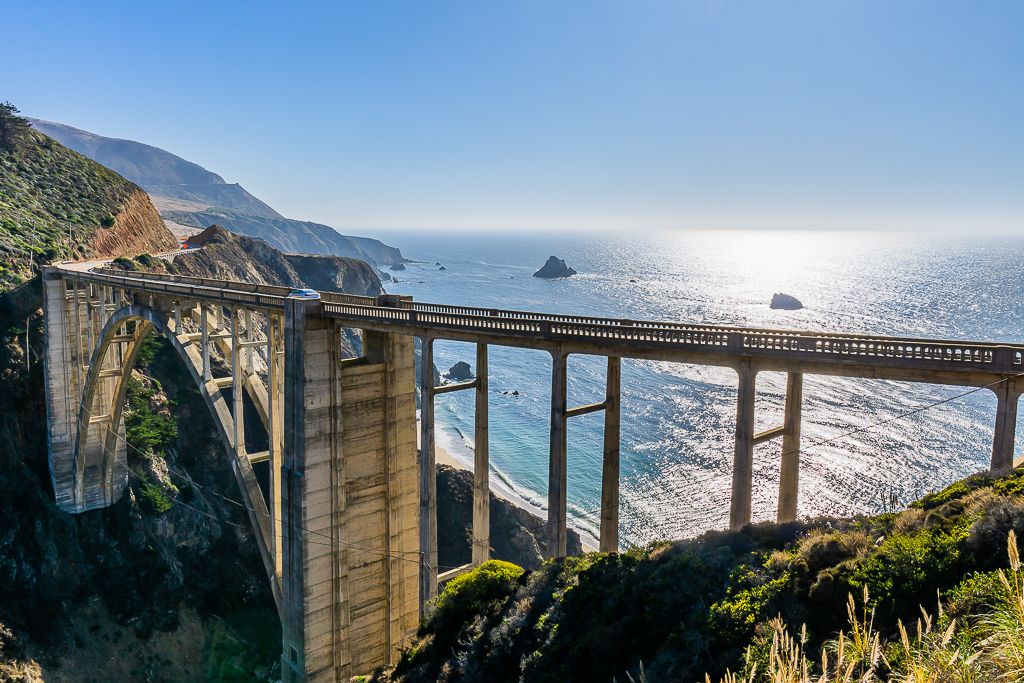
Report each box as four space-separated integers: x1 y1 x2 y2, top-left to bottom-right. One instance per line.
770 293 803 310
447 361 473 381
533 255 577 278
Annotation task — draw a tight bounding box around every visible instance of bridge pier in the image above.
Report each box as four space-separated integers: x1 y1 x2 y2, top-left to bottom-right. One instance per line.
282 298 419 682
776 372 803 523
473 343 490 566
547 350 568 558
991 380 1021 473
418 337 438 610
600 356 621 553
729 363 757 530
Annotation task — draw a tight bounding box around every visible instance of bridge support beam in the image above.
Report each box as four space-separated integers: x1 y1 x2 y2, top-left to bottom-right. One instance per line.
600 356 621 553
776 372 803 523
418 337 438 611
267 313 284 580
730 363 757 530
547 351 569 558
991 380 1021 473
282 299 419 682
472 343 490 565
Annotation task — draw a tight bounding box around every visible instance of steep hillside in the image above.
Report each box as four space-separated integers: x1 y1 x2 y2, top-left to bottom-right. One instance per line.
30 119 406 266
29 119 281 218
381 469 1024 683
0 119 177 288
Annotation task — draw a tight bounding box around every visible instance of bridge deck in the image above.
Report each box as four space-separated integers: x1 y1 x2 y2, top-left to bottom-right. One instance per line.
55 265 1024 386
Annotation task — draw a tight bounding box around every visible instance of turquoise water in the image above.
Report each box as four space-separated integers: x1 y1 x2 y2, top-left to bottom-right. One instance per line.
379 230 1024 546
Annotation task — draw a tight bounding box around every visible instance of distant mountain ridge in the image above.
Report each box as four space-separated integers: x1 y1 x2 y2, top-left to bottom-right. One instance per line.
28 119 404 266
28 119 282 219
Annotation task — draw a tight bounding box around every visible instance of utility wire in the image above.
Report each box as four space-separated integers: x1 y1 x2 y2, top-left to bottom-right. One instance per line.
76 406 428 565
74 357 1024 565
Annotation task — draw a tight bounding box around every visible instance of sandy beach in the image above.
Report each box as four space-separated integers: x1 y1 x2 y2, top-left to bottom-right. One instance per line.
418 418 598 550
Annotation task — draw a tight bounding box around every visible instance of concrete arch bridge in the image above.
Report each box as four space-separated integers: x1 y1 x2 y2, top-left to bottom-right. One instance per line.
41 264 1024 681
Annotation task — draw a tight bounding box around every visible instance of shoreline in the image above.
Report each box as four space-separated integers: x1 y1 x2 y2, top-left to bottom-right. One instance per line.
418 417 598 551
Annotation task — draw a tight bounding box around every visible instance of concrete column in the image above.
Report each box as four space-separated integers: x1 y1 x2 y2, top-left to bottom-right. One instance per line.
244 307 254 372
268 313 283 580
173 300 182 333
42 269 79 512
546 350 568 558
201 305 211 381
472 343 490 565
776 372 803 523
729 363 756 530
991 380 1020 473
600 356 621 553
281 297 333 682
71 279 84 376
231 310 245 456
418 337 438 609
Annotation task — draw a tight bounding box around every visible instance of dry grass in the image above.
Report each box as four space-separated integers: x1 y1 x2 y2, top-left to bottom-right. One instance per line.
708 531 1024 683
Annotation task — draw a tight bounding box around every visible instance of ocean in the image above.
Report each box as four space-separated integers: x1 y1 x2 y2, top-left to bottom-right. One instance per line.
378 230 1024 547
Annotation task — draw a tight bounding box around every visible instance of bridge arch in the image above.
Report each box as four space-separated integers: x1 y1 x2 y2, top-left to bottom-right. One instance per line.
71 302 280 604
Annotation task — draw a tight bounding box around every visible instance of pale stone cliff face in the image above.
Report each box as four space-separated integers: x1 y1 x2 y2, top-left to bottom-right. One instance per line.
87 187 178 258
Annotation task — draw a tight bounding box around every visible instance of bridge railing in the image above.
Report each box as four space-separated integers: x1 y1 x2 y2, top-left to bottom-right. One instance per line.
57 267 1024 372
66 268 289 310
323 300 1024 371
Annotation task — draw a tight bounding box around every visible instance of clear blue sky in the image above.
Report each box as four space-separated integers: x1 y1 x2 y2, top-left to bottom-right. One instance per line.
7 1 1023 232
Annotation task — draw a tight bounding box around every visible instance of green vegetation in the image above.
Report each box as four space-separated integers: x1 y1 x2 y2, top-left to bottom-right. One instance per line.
201 607 281 682
137 476 173 514
710 532 1024 682
123 342 179 517
0 102 139 289
124 374 177 456
382 467 1024 683
0 102 31 152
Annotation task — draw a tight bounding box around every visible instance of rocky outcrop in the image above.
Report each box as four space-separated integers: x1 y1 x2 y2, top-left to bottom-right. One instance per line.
446 361 473 382
533 256 577 278
436 464 583 571
87 188 178 258
770 293 803 310
157 225 383 299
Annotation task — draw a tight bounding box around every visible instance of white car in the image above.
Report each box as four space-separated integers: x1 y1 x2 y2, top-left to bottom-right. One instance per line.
287 288 321 300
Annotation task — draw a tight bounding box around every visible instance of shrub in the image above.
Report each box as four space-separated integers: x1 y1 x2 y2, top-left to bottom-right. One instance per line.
100 213 116 228
432 560 525 629
124 376 177 456
138 478 173 514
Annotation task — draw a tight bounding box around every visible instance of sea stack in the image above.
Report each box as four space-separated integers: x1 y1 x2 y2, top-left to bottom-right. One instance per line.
447 361 474 381
770 293 803 310
533 255 577 278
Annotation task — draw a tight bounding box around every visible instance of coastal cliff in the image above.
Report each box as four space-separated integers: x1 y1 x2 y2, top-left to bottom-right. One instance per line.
87 187 178 257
